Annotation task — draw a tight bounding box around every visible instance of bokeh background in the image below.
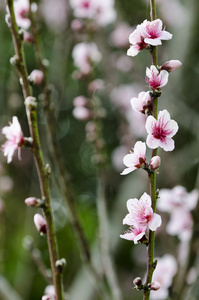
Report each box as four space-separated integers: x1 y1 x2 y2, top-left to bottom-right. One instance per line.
0 0 199 299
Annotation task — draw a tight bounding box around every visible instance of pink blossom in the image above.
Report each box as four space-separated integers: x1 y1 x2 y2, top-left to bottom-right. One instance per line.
25 197 41 207
166 210 193 241
150 156 161 170
140 19 172 46
121 141 146 175
120 224 146 244
110 22 133 48
150 255 177 300
73 96 88 107
161 60 182 73
72 42 101 74
145 109 178 151
42 285 56 300
2 116 24 163
72 106 91 120
146 65 169 90
28 70 44 85
13 0 30 29
127 19 172 57
157 186 199 213
127 26 148 57
150 282 161 291
123 192 162 231
34 214 47 235
69 0 116 26
40 0 68 33
131 91 153 114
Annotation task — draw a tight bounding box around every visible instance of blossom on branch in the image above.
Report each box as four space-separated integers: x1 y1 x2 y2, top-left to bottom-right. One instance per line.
2 116 24 163
146 65 169 90
123 192 162 231
140 19 172 46
131 91 153 114
34 214 47 235
121 141 146 175
127 18 172 57
120 224 146 244
145 109 178 151
161 60 182 73
13 0 30 29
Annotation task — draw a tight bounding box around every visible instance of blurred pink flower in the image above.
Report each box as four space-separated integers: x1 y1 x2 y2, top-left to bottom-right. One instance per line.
141 19 172 46
72 42 101 74
131 91 153 114
40 0 68 32
120 224 146 244
121 141 146 175
146 109 178 151
110 22 133 48
150 254 177 300
166 210 193 241
34 214 47 235
73 106 91 120
2 116 24 163
42 285 56 300
157 186 199 213
145 65 169 90
70 0 116 26
123 192 162 231
13 0 30 29
28 69 44 85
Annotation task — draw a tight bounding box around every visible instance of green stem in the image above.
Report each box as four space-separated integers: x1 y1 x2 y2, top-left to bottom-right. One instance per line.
6 1 64 299
144 1 158 299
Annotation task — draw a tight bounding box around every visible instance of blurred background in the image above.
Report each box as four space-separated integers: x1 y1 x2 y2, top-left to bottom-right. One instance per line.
0 0 199 299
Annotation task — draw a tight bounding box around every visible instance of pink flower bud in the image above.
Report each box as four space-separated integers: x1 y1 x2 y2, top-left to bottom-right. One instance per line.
25 197 41 207
150 156 161 170
161 60 182 72
150 281 161 290
71 19 84 32
72 107 91 120
28 70 44 85
23 31 35 43
73 96 88 107
34 214 47 235
133 277 142 286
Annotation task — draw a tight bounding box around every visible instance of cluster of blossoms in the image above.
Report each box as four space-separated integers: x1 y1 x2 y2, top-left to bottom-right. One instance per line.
69 0 116 27
157 186 199 241
120 17 182 296
120 192 161 243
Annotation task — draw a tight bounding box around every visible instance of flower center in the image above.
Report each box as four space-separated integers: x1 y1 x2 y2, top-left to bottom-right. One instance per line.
82 0 90 9
152 119 173 141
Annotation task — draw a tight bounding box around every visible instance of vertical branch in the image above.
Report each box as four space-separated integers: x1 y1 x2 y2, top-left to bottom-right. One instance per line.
5 1 64 299
144 1 158 299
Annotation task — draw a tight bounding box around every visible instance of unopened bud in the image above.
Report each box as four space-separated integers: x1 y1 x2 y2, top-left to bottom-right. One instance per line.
34 214 47 235
150 156 161 170
55 258 67 273
150 281 161 291
133 277 143 290
72 106 91 120
161 60 182 72
28 70 44 85
25 96 37 109
25 197 42 207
